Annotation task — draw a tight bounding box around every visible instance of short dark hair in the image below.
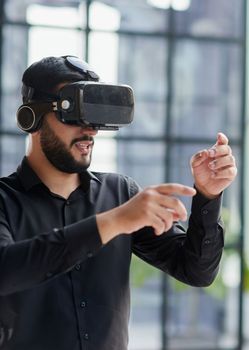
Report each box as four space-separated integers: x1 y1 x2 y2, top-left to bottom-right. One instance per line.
22 56 96 102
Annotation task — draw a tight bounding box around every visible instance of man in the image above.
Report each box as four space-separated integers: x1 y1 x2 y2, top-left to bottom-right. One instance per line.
0 56 237 350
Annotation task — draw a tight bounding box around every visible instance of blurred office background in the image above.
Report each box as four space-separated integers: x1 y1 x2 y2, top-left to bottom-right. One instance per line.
0 0 248 349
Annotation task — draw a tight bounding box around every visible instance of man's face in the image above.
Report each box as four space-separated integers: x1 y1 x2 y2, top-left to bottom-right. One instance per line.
40 113 98 173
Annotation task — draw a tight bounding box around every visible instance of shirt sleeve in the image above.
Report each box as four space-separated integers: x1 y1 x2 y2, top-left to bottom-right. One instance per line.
132 190 224 287
0 203 103 296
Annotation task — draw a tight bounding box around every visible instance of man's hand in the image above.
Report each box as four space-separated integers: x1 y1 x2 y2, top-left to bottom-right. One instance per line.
96 183 196 244
191 132 237 199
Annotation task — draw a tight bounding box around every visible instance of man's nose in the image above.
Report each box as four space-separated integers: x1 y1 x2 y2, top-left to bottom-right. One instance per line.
79 126 98 136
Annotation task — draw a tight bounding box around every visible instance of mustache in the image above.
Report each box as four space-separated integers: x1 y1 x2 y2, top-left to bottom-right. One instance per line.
70 135 94 148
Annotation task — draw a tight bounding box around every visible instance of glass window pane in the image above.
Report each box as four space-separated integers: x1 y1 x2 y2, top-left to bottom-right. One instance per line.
4 0 27 22
90 132 117 173
4 0 85 27
117 140 166 187
174 0 244 38
127 99 167 137
1 25 28 131
243 290 249 348
28 27 85 63
129 256 161 350
89 32 120 83
89 1 121 31
0 135 26 176
171 40 242 139
90 0 169 32
1 24 85 132
222 152 241 245
167 251 240 349
117 35 168 137
26 3 86 28
89 33 168 137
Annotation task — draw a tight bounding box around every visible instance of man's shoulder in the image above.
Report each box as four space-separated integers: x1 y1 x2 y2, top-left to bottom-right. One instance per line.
0 171 21 207
90 171 140 197
0 171 19 188
90 170 133 183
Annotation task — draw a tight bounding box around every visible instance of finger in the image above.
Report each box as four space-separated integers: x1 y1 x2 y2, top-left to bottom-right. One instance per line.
152 216 166 236
208 145 232 158
216 132 229 146
155 183 196 197
208 155 236 171
167 209 186 222
211 166 237 179
161 210 175 232
191 149 209 168
155 194 188 221
208 133 229 157
152 212 172 235
153 210 174 235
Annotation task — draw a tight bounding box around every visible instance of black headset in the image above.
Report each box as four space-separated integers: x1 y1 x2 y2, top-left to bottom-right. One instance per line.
16 56 99 133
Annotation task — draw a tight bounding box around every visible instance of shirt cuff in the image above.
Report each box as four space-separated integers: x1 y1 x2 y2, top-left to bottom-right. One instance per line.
63 215 103 265
191 190 223 227
189 190 224 258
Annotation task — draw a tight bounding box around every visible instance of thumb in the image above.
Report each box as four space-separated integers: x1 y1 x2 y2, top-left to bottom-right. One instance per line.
215 132 228 146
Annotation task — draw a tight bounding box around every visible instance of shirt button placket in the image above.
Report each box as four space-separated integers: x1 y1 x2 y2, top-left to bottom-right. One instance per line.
83 332 89 341
204 239 211 245
64 199 72 226
75 264 81 271
79 299 88 346
80 301 86 308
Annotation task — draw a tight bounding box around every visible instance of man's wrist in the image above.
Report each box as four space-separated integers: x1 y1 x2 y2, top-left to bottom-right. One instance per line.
194 185 221 200
96 207 123 244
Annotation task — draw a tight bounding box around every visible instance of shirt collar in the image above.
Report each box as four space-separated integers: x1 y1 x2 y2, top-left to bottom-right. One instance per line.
17 156 101 192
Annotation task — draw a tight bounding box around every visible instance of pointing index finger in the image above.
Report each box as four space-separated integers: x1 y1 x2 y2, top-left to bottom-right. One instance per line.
155 183 196 196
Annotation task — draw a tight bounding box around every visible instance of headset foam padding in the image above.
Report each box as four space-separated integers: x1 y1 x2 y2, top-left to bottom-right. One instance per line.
16 102 52 132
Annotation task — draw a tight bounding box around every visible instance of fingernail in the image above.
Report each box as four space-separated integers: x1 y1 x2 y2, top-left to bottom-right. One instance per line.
209 160 216 169
209 148 216 157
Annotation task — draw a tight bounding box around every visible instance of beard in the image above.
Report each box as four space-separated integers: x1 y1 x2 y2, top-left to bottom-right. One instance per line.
40 118 94 174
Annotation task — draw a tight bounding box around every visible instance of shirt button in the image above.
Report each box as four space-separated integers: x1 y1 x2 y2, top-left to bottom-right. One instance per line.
80 301 86 308
87 252 93 258
202 209 208 215
204 239 211 245
83 333 89 340
66 200 70 205
75 264 81 271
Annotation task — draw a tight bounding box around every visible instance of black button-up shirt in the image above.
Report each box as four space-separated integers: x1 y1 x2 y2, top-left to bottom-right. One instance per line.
0 157 224 350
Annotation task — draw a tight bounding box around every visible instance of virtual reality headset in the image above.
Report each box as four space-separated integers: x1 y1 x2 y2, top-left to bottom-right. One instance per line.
16 81 134 132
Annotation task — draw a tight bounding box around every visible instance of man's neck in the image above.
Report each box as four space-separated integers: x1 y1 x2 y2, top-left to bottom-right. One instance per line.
27 153 81 199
